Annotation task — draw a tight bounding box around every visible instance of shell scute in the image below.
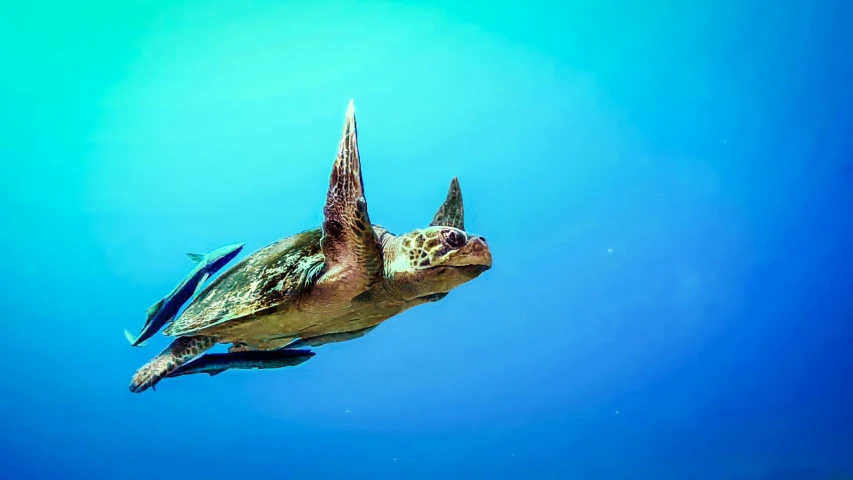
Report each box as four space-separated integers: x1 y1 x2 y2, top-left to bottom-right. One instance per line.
163 229 325 337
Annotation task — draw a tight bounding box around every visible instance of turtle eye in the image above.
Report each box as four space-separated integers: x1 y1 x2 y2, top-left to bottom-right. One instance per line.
441 229 466 248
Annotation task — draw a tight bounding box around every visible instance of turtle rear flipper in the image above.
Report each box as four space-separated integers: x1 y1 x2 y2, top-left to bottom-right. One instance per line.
129 335 216 393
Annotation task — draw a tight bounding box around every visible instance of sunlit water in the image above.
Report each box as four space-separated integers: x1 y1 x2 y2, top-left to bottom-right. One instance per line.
1 1 851 479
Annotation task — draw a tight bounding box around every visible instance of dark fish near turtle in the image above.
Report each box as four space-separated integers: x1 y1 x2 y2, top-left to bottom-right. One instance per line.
283 325 379 349
124 243 245 347
167 349 315 378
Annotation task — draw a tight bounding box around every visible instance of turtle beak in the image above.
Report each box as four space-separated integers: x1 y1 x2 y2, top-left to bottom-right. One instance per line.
445 236 491 271
468 236 492 271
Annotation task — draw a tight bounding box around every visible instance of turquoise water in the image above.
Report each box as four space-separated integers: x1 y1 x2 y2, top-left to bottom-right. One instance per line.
1 1 851 478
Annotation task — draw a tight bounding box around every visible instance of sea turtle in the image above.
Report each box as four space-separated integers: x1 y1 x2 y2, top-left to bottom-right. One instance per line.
129 100 493 393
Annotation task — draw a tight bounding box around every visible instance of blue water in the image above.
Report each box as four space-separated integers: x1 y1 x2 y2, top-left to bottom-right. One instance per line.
2 1 851 478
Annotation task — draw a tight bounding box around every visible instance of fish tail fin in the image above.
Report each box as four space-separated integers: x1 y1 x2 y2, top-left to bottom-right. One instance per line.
124 329 148 347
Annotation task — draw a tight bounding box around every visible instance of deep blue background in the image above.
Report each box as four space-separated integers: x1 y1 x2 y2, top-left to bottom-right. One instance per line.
1 1 851 478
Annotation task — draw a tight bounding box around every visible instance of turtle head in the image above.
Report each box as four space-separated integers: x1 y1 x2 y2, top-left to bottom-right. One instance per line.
382 226 491 300
380 178 491 301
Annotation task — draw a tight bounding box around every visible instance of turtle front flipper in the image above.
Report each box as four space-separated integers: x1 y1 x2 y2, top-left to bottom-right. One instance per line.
129 335 216 393
430 177 465 229
319 100 383 290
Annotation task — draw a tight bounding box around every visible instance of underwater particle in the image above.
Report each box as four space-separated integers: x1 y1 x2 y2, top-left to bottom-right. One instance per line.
615 410 619 415
345 409 350 413
607 248 613 254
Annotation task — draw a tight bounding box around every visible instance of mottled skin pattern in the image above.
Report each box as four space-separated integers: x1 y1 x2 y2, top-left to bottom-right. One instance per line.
129 336 216 392
129 100 491 393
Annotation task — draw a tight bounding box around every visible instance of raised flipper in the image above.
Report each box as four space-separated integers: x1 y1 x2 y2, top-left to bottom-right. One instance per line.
319 100 383 290
430 177 464 229
285 325 378 349
129 335 217 393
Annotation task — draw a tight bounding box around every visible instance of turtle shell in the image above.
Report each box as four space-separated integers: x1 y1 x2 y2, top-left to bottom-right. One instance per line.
163 228 325 337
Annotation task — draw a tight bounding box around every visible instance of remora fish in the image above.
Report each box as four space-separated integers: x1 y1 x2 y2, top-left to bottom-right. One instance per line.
167 349 315 378
283 325 378 349
124 243 245 347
